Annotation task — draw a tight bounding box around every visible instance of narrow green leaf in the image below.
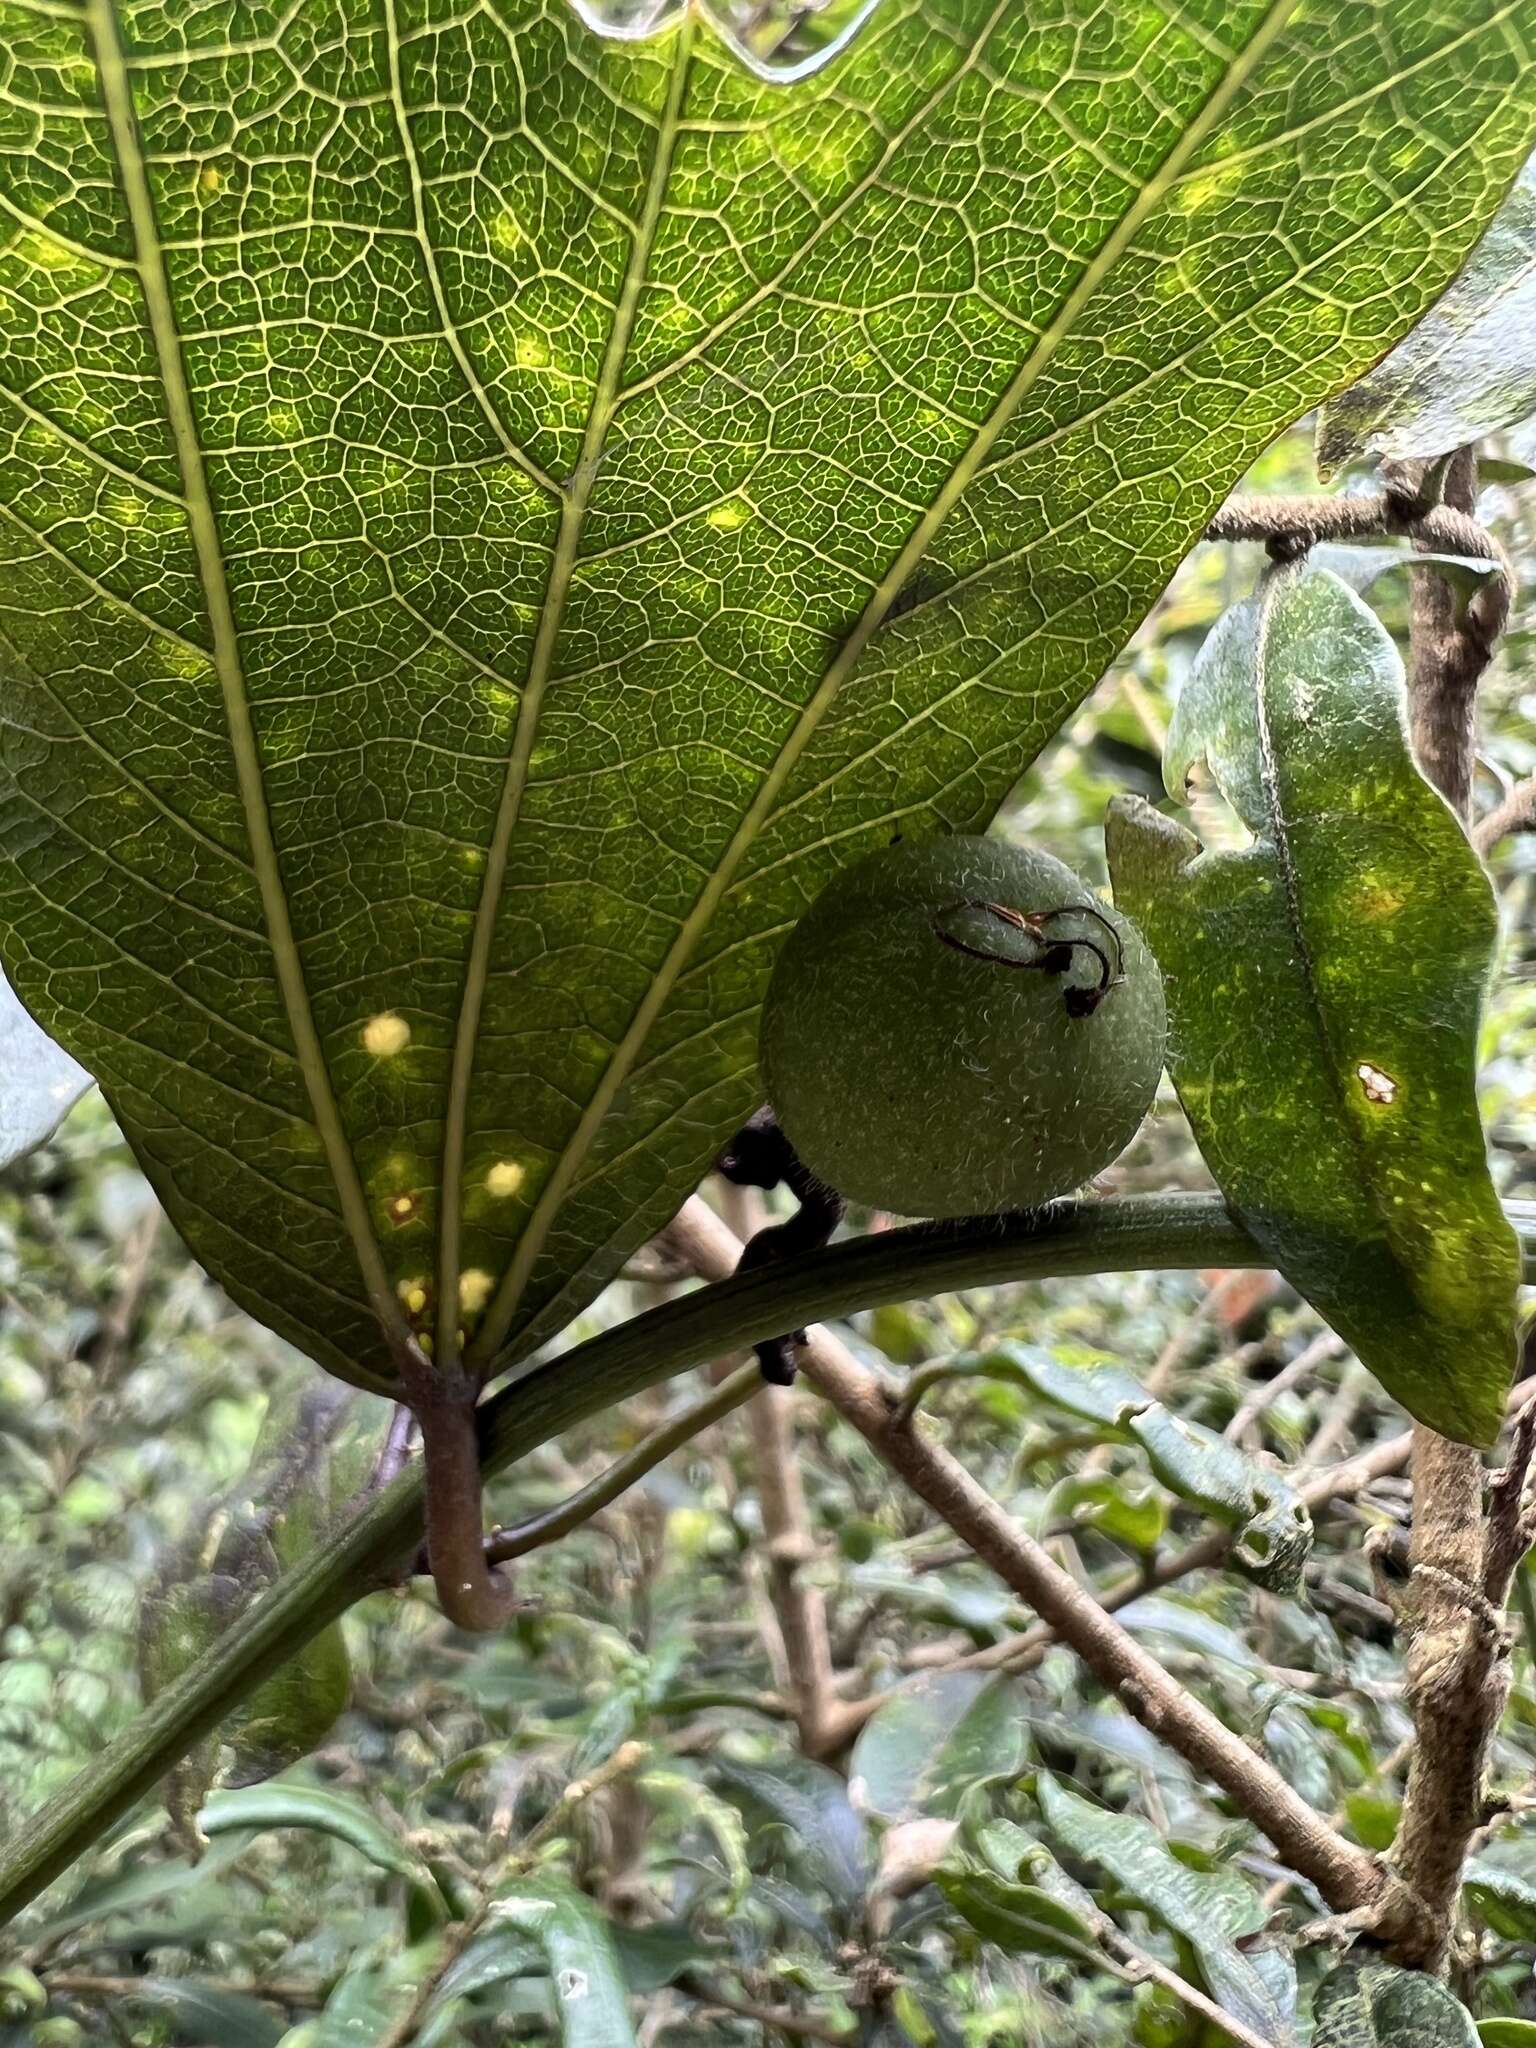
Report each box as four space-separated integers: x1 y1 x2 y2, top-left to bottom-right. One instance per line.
1107 562 1518 1443
1055 1473 1169 1553
1317 152 1536 476
1 4 1533 1390
635 1765 752 1907
1035 1774 1288 2043
1477 2023 1536 2046
197 1784 447 1917
712 1757 871 1907
491 1884 636 2048
935 1865 1106 1968
0 972 88 1170
848 1671 1026 1823
113 1978 285 2048
1464 1854 1536 1942
1313 1963 1478 2048
1037 1776 1266 1947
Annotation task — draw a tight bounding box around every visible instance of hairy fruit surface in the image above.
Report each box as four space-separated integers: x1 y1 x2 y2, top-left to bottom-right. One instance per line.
760 837 1166 1217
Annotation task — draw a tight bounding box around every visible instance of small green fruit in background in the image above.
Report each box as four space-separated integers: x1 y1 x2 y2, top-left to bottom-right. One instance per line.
759 836 1165 1217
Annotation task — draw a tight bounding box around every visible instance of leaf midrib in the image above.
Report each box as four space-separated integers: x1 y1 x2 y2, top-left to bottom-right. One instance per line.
435 16 699 1372
1245 563 1399 1239
86 0 406 1354
467 0 1306 1371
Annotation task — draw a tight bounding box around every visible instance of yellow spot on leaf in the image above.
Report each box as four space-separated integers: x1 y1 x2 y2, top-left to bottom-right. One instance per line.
197 164 222 196
706 497 751 532
387 1192 417 1224
362 1012 411 1057
397 1278 429 1316
458 1268 493 1315
485 1159 525 1199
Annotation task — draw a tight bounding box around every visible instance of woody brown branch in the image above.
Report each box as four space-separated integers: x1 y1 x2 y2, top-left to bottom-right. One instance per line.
1376 447 1518 1972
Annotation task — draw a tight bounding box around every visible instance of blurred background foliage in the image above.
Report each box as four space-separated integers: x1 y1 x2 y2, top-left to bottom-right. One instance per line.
0 418 1532 2047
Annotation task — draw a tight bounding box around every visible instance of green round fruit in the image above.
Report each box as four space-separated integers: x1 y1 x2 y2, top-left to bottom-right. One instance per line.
759 836 1165 1217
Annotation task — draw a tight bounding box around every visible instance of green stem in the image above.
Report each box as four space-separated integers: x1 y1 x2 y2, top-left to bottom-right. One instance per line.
484 1362 760 1564
1 1192 1531 1929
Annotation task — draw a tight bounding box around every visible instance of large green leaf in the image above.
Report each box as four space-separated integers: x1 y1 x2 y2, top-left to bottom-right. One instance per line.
1 4 1533 1391
1107 563 1518 1443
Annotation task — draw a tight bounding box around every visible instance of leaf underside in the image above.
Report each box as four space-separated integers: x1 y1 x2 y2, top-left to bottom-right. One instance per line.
2 0 1534 1394
1107 565 1518 1444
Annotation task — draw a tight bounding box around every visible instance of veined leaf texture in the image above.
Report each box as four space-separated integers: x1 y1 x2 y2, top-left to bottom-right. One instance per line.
1 0 1532 1392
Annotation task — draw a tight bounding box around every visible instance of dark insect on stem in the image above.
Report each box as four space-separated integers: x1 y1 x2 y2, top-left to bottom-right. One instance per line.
932 899 1125 1016
717 1108 845 1385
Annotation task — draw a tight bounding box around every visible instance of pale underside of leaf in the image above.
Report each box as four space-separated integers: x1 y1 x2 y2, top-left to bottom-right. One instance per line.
1 0 1534 1392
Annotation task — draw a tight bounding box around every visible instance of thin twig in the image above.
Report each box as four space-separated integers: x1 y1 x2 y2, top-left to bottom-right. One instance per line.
678 1974 855 2045
1224 1330 1346 1444
473 1364 760 1568
1475 772 1536 855
1104 1931 1275 2048
1386 446 1513 1970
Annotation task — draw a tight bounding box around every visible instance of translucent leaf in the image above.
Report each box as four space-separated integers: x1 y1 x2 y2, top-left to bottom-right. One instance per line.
1317 153 1536 475
1 3 1532 1397
1108 563 1519 1444
0 971 88 1171
568 0 882 82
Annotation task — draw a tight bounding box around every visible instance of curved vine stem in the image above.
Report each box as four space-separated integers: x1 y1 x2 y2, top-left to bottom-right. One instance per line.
1 1191 1532 1928
479 1363 760 1567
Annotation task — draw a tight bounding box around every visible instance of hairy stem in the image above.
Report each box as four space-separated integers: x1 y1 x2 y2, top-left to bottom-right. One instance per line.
2 1193 1533 1928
